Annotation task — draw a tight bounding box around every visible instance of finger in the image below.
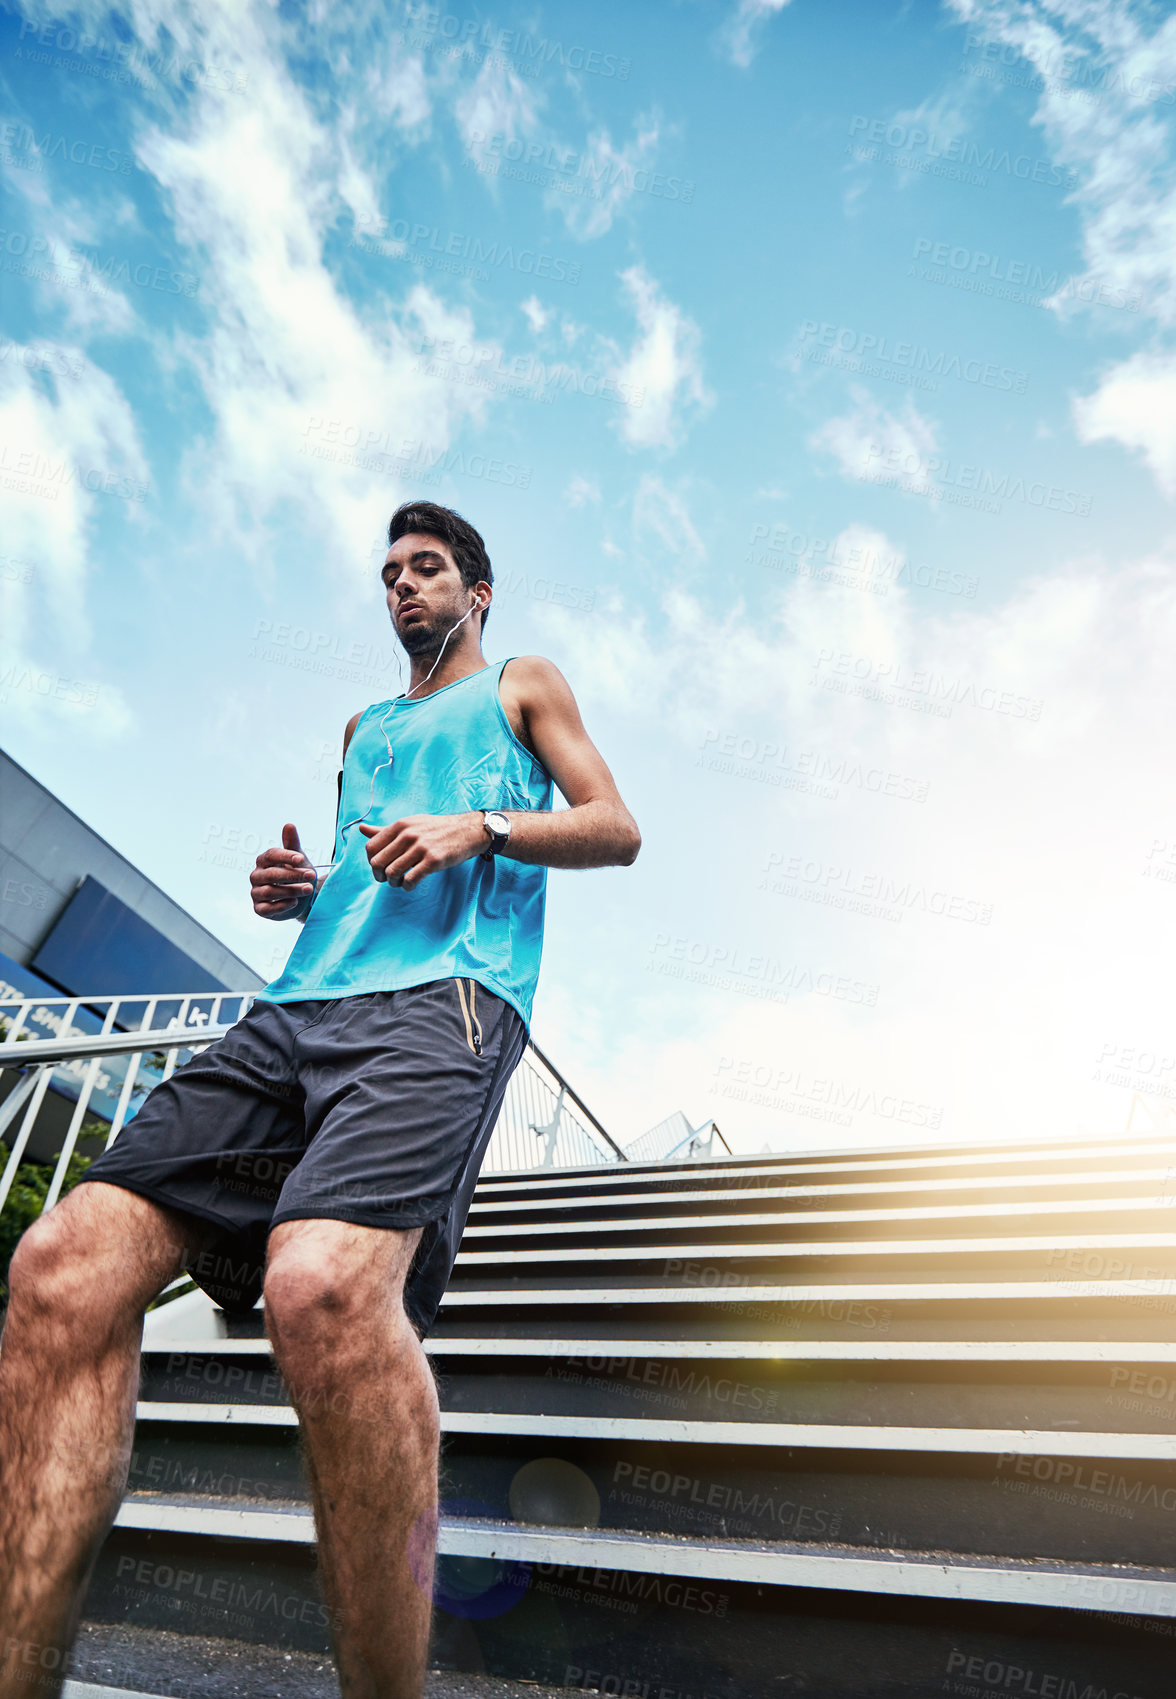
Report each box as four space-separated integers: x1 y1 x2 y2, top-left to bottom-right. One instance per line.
365 831 406 867
250 865 313 889
360 817 409 840
255 847 311 869
251 877 313 900
367 835 413 876
254 897 298 915
400 856 434 890
379 845 427 886
282 822 302 852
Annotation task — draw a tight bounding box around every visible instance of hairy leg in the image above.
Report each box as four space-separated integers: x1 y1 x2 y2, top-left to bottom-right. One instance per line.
264 1218 438 1699
0 1183 211 1699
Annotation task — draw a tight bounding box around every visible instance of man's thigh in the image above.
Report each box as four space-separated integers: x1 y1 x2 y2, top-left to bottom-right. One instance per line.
76 1000 325 1311
11 1181 220 1313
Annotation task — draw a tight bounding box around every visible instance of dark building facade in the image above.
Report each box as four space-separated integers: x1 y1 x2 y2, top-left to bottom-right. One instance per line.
1 749 263 1160
1 747 264 1003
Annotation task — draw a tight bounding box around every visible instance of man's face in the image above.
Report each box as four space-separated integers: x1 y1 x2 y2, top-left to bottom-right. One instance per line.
381 531 482 655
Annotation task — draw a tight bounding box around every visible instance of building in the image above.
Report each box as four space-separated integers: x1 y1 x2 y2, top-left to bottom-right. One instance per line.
1 747 263 1160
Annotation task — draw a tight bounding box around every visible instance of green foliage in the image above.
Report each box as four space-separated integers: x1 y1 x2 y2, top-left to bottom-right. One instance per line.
0 1128 100 1303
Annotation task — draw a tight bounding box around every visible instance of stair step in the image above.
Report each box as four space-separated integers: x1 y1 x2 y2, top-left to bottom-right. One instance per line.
133 1403 1176 1457
453 1231 1176 1266
109 1499 1176 1614
473 1138 1176 1198
63 1684 173 1699
438 1276 1176 1303
467 1166 1176 1215
66 1620 577 1699
141 1335 1176 1360
462 1196 1176 1237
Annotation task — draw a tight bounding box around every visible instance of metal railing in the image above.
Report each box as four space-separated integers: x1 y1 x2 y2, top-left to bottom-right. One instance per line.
623 1109 731 1165
0 989 625 1222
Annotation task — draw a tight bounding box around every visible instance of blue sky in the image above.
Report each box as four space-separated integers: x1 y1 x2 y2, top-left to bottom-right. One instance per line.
3 0 1176 1153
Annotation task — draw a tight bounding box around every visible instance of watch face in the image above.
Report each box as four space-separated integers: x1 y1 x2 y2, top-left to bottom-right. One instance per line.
485 811 510 834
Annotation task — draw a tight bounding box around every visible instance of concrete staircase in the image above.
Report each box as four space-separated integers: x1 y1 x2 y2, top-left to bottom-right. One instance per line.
82 1133 1176 1695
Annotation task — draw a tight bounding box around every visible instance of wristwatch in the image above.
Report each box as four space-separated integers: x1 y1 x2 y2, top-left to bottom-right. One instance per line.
480 810 511 861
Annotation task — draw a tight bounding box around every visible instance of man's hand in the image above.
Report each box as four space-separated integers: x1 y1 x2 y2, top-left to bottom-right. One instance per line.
359 812 483 890
251 823 316 918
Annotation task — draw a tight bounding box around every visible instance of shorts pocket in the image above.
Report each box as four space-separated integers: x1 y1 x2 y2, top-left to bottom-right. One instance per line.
455 978 484 1056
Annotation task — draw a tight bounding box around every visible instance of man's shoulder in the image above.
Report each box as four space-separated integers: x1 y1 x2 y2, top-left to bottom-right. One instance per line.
343 704 376 756
501 654 568 698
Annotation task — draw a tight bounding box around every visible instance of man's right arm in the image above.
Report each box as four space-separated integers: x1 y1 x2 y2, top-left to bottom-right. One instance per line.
249 712 363 920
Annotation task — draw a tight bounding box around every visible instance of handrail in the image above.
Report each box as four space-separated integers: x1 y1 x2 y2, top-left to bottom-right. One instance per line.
0 990 627 1212
0 1026 235 1065
660 1118 732 1162
525 1037 627 1160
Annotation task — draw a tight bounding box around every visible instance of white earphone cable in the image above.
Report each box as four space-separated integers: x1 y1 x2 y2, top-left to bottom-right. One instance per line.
336 597 483 845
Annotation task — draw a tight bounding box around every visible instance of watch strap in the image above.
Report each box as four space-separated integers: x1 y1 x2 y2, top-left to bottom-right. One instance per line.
480 811 509 861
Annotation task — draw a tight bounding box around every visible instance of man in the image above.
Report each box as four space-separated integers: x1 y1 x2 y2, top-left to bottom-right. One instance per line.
0 499 640 1699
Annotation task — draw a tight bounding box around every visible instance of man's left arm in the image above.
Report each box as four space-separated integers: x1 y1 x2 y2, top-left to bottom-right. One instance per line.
360 657 640 887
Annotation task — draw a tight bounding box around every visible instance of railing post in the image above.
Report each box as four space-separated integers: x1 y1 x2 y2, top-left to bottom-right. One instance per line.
532 1085 568 1168
0 1068 52 1215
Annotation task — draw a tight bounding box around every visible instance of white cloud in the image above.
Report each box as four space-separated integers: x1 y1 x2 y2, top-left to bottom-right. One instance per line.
720 0 793 70
85 3 512 583
445 43 667 243
545 118 664 241
564 475 600 507
633 475 705 563
0 346 141 736
521 295 550 333
368 46 431 133
0 150 139 339
607 266 711 451
947 1 1176 321
1074 350 1176 494
943 1 1176 495
455 54 541 159
810 385 939 489
535 539 1176 1153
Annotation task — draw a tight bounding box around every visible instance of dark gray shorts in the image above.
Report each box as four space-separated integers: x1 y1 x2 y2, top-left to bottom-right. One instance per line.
78 978 527 1335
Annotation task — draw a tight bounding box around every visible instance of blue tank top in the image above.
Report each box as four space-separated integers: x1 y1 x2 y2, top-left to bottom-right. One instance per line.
259 658 554 1026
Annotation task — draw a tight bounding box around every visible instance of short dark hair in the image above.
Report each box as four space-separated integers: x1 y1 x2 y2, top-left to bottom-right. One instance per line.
387 500 493 630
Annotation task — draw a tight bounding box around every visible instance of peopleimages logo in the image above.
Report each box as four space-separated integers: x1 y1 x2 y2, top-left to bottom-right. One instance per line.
798 319 1027 393
0 119 134 174
944 1649 1144 1699
405 6 631 79
848 115 1077 187
350 215 581 285
911 237 1142 311
467 131 695 202
862 443 1090 519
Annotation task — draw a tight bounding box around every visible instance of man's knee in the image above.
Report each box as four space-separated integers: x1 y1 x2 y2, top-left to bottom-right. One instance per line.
264 1248 366 1341
6 1185 183 1332
7 1208 99 1328
263 1231 416 1366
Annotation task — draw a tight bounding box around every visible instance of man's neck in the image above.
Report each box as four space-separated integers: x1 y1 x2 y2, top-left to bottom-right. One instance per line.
404 633 487 700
